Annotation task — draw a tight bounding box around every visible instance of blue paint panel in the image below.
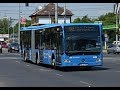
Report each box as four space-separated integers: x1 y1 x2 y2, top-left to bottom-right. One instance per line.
20 23 103 68
59 54 102 67
42 50 56 65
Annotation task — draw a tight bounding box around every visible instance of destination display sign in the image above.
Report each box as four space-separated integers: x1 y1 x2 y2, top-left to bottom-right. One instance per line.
64 25 99 32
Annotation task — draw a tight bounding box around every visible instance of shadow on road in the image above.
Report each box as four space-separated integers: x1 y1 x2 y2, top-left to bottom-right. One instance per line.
22 60 110 72
57 66 110 72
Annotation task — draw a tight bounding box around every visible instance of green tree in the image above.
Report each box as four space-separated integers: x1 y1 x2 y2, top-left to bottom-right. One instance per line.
0 18 12 34
98 13 116 25
73 17 81 23
98 12 116 43
81 15 92 23
73 15 93 23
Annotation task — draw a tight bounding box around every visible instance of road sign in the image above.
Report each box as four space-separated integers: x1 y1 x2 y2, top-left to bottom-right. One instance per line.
105 37 108 42
20 17 26 24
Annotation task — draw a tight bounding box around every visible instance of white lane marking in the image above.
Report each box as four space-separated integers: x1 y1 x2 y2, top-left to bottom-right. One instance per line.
39 69 44 71
39 69 52 71
103 57 114 59
56 73 63 77
115 71 120 72
26 65 30 66
103 57 120 60
80 81 92 87
15 61 20 63
0 57 18 59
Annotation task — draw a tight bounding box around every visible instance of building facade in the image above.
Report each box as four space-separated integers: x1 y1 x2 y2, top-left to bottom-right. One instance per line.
29 3 73 25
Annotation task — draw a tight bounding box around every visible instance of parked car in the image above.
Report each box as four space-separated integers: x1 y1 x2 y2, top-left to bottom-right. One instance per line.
112 41 120 45
1 42 8 48
8 42 19 53
0 42 2 53
107 44 120 54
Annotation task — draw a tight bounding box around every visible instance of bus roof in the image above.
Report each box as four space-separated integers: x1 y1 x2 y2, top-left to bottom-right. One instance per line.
20 26 39 31
20 23 102 31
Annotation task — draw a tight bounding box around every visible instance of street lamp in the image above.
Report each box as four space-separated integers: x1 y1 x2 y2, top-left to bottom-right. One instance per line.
55 3 58 24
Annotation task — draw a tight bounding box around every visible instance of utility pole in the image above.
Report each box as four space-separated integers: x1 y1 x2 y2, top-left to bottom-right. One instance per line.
49 11 50 24
116 11 118 43
18 3 20 45
55 3 58 24
10 18 18 42
119 4 120 41
8 18 10 43
114 3 119 43
64 3 66 24
13 25 14 42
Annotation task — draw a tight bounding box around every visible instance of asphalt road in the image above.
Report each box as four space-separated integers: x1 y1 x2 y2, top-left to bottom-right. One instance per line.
0 48 120 87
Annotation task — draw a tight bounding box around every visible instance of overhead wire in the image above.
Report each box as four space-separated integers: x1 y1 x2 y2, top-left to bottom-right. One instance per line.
0 3 114 20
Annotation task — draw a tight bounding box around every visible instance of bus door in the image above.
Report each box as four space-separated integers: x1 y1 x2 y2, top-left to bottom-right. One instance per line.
55 27 62 65
35 30 44 64
39 31 44 63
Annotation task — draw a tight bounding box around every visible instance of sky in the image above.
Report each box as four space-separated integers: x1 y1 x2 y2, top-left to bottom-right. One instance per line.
0 3 114 25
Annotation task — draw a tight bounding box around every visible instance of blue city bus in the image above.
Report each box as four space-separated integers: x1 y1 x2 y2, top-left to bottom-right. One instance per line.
20 23 103 69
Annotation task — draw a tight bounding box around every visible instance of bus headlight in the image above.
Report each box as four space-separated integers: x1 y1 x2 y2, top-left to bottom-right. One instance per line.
64 59 71 63
96 58 101 62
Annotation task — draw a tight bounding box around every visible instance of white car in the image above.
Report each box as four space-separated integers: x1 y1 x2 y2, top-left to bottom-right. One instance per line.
107 44 120 54
113 41 120 45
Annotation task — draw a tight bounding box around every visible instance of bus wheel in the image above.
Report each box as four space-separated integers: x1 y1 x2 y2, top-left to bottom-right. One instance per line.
36 53 39 65
24 52 27 62
51 58 56 69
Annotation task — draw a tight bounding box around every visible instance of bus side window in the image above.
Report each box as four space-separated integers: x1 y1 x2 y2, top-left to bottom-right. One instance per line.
42 43 45 50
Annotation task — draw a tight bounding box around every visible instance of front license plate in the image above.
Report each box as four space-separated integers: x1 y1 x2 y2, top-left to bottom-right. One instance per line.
80 64 88 66
15 49 18 50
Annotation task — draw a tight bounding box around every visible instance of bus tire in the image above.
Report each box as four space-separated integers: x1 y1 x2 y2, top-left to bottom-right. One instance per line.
24 52 27 62
35 53 39 65
52 59 57 69
51 54 57 69
52 58 55 66
51 54 55 65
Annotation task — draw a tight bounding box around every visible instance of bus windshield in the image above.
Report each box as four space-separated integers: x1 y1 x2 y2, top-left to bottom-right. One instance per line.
64 25 101 55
